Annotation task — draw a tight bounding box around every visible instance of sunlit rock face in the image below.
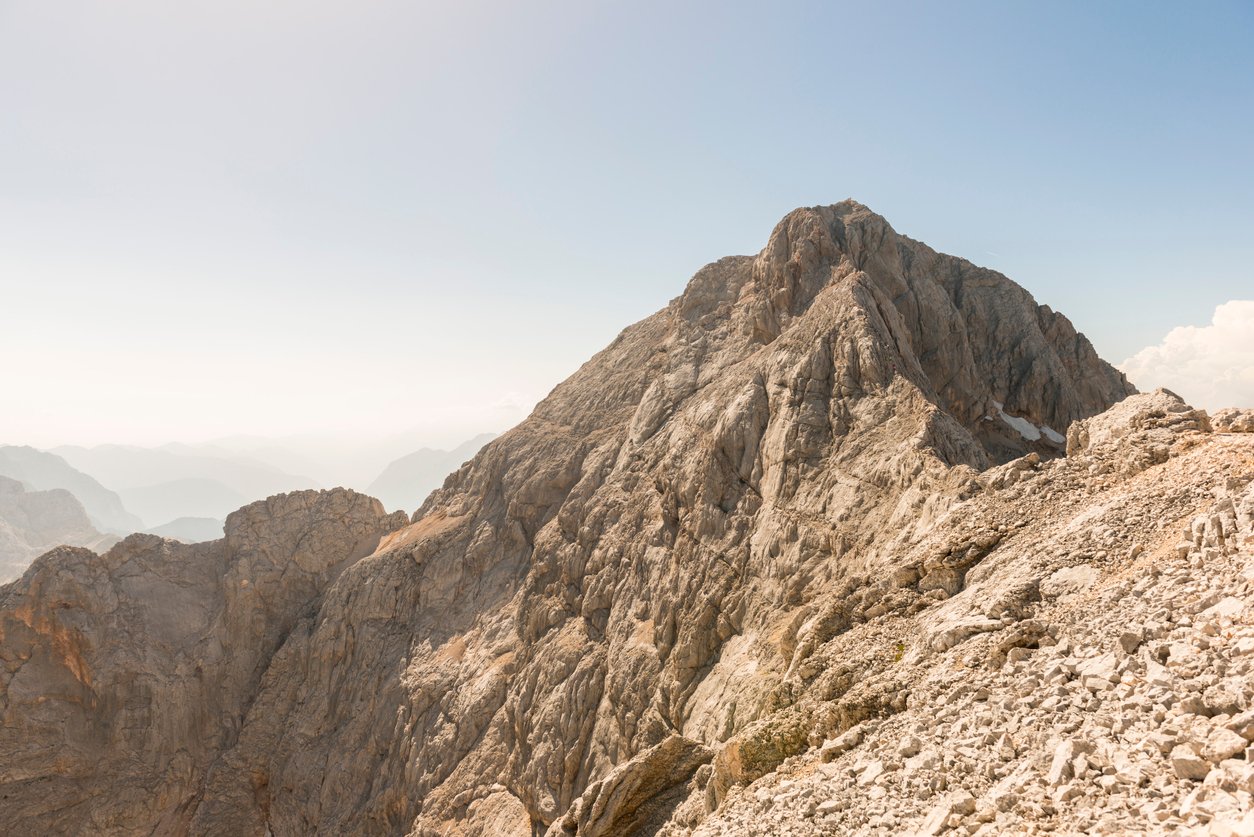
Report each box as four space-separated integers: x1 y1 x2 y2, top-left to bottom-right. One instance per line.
0 202 1146 835
0 489 407 834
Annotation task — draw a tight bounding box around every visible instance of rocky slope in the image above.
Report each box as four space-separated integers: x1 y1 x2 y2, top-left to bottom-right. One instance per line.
0 200 1204 836
679 394 1254 836
0 476 118 582
0 489 408 832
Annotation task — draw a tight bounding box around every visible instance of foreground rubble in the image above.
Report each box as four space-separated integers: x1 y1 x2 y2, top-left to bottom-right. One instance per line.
664 393 1254 835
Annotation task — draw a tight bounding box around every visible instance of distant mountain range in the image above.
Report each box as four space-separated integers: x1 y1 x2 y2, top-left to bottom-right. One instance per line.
52 443 321 507
0 435 496 578
0 475 118 581
144 516 225 543
189 430 503 491
0 446 142 533
366 433 496 512
118 478 248 526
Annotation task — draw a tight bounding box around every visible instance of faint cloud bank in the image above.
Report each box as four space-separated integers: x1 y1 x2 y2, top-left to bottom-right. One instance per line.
1120 300 1254 411
492 391 538 414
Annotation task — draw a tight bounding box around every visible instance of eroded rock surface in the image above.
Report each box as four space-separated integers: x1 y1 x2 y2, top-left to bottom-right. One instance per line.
0 489 406 834
1214 409 1254 434
0 201 1168 835
679 392 1254 835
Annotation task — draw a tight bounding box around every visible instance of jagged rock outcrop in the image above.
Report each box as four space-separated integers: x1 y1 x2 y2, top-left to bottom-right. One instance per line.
0 489 407 834
676 389 1254 835
0 201 1148 835
0 475 118 582
1214 408 1254 434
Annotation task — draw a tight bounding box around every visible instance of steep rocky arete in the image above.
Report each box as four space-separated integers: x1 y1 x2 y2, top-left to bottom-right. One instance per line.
4 201 1250 835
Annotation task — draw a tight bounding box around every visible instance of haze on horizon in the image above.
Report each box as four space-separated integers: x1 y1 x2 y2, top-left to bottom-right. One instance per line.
2 0 1252 453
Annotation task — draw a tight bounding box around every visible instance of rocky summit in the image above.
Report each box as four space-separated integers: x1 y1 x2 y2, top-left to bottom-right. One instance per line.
2 201 1251 836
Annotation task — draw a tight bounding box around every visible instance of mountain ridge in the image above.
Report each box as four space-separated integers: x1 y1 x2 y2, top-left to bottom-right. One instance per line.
1 202 1207 837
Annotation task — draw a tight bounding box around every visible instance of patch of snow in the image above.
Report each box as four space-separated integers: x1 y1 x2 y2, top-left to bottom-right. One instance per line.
1040 425 1066 445
992 400 1042 442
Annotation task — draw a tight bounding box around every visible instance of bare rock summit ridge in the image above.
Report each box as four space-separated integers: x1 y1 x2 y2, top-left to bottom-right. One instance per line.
0 202 1189 836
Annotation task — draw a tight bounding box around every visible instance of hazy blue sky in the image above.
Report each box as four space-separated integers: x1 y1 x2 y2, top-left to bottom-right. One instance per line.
2 1 1251 448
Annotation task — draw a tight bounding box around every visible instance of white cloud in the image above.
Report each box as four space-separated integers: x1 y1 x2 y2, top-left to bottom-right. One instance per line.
491 391 539 414
1120 300 1254 411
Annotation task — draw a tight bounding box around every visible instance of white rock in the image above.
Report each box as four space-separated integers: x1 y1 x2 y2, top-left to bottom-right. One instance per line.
1170 744 1211 781
1202 727 1248 763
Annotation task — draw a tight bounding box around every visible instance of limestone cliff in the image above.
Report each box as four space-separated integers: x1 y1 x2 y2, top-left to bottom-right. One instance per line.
0 202 1154 835
0 490 407 833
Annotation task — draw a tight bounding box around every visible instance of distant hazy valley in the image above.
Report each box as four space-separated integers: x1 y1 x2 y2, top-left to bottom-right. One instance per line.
0 433 495 581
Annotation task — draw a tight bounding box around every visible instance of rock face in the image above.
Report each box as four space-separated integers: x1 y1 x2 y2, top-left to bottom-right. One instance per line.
0 476 118 582
1214 408 1254 434
0 201 1159 835
0 489 407 833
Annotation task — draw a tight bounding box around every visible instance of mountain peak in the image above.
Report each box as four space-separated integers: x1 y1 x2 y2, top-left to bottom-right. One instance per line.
0 205 1161 836
671 202 1132 465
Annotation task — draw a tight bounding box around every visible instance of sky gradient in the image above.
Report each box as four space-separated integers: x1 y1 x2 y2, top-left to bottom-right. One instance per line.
2 1 1252 448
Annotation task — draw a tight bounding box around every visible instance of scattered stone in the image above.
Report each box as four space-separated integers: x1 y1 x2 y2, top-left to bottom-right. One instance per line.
1203 728 1249 764
1171 745 1212 781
